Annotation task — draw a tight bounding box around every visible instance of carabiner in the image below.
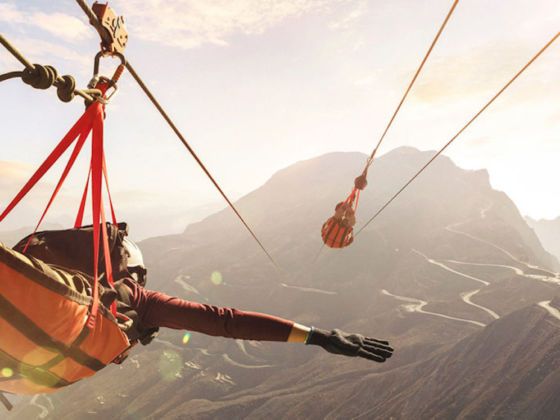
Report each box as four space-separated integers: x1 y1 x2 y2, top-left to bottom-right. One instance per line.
88 51 126 103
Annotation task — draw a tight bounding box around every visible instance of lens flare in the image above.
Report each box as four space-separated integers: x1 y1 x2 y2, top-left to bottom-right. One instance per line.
1 367 13 378
158 350 183 381
210 271 223 285
182 333 191 345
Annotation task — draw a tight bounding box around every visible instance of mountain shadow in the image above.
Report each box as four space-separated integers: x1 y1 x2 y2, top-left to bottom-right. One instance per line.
6 147 560 419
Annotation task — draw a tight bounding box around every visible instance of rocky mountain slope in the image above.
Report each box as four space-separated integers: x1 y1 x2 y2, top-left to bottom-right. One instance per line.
6 148 560 419
527 216 560 261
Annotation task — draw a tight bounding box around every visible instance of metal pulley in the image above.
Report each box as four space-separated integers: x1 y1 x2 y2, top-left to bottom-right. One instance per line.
91 2 128 55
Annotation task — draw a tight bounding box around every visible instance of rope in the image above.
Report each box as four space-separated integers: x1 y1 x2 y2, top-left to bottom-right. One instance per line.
0 34 94 102
75 0 112 46
355 30 560 237
364 0 459 171
313 0 459 261
125 62 280 269
0 393 12 411
0 71 23 83
74 0 280 270
0 34 34 69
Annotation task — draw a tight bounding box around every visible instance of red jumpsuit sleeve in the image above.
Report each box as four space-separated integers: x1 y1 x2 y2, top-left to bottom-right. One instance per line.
127 282 294 342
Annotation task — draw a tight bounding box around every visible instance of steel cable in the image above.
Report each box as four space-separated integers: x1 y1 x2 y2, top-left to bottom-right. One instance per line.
74 0 280 270
356 30 560 237
363 0 459 171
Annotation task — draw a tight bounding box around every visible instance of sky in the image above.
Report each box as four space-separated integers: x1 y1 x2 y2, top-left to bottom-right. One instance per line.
0 0 559 239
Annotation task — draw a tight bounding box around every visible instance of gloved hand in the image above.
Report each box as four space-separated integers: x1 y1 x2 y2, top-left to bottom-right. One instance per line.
305 328 393 362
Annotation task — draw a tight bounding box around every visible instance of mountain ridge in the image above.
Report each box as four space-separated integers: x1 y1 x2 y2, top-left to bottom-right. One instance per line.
6 147 560 419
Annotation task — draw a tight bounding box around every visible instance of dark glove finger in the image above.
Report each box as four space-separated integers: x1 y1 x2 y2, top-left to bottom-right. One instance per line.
366 338 390 346
364 339 394 353
363 344 393 359
357 348 386 363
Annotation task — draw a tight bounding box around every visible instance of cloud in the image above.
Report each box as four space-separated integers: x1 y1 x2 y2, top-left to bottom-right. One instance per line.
119 0 340 49
408 42 553 105
0 4 92 68
0 3 24 21
0 160 60 206
0 161 54 227
0 161 33 188
29 12 92 41
3 36 90 68
328 0 367 30
0 4 92 42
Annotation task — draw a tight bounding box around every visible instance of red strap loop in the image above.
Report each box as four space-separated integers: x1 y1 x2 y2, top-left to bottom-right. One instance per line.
1 88 117 329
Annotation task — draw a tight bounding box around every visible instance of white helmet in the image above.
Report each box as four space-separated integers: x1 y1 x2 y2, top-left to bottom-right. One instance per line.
123 237 147 285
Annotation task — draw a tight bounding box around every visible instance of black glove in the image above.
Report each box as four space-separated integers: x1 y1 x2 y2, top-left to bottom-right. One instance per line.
305 328 393 362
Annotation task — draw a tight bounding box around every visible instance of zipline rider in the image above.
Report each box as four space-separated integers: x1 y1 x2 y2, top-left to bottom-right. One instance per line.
15 224 395 363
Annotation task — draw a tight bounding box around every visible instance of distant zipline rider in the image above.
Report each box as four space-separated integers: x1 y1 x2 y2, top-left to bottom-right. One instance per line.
0 1 393 408
321 0 459 249
321 174 367 248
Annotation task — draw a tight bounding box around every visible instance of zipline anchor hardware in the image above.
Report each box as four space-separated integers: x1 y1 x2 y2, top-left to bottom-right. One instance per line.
88 51 126 103
0 34 97 103
83 3 128 105
91 2 128 55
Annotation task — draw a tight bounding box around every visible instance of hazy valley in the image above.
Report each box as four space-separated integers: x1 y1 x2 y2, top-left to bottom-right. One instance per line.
5 147 560 419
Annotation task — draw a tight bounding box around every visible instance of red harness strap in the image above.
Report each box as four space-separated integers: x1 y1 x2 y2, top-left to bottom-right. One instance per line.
321 189 359 249
75 168 91 229
21 126 91 254
321 174 367 249
0 86 117 329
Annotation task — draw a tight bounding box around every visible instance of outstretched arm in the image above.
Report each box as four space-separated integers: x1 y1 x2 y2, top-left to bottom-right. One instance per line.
129 283 393 362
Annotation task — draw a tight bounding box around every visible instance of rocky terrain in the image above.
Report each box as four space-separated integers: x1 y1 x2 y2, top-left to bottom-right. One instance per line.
5 148 560 419
527 216 560 261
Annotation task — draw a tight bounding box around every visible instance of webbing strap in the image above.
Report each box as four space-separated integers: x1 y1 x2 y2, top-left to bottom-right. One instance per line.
354 189 361 213
75 167 91 228
74 154 117 228
0 106 96 222
22 125 91 253
0 393 12 411
1 88 117 329
343 187 361 211
103 155 117 225
88 102 117 324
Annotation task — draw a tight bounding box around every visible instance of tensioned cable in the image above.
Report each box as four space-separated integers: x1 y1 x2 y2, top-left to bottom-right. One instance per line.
0 71 23 83
355 30 560 237
0 34 96 102
363 0 459 171
0 34 34 68
313 0 459 262
124 63 279 268
74 0 279 269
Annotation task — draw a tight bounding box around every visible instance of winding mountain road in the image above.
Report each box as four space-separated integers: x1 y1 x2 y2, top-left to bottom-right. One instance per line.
461 289 499 320
445 260 560 286
413 249 489 286
279 282 338 295
381 289 486 327
538 300 560 321
446 225 559 278
413 249 499 321
29 395 53 419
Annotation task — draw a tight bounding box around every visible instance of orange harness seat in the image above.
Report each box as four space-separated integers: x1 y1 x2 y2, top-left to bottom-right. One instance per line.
321 174 367 249
0 243 129 395
321 202 356 248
